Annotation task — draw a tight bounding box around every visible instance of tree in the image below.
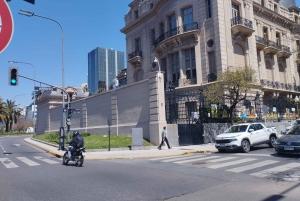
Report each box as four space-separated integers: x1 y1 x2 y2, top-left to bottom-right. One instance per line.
97 88 106 94
0 97 6 124
3 100 21 132
13 117 33 133
203 66 263 124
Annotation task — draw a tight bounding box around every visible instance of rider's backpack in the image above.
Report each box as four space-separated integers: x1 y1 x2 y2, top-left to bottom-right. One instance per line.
77 134 84 148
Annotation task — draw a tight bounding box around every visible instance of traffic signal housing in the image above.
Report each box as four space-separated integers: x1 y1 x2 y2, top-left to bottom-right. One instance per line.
67 108 72 118
9 67 18 86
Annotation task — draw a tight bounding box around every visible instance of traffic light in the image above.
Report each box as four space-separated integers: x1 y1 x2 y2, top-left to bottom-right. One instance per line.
9 67 18 86
67 108 72 118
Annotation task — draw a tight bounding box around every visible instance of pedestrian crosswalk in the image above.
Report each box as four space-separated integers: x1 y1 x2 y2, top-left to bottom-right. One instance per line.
149 154 300 181
0 156 60 169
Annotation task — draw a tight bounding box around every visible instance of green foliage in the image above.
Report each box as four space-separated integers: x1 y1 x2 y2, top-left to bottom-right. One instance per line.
80 132 91 137
234 116 243 123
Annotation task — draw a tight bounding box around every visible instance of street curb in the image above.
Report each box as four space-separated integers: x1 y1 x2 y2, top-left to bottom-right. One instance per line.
24 138 219 160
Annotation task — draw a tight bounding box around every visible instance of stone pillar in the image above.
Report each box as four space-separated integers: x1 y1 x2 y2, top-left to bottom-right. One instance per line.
148 71 167 146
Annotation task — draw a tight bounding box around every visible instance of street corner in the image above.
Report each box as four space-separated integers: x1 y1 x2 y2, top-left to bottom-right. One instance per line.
48 150 64 157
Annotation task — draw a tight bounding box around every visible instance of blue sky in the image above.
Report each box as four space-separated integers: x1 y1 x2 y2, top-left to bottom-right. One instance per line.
0 0 131 106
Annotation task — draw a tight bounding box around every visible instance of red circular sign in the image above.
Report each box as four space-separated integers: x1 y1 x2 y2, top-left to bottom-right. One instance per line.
0 0 14 53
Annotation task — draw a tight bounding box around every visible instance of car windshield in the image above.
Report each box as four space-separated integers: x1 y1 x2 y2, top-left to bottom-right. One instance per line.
292 120 300 126
224 125 248 133
286 126 300 135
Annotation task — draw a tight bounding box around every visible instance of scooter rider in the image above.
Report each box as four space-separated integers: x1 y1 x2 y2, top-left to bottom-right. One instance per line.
68 131 80 160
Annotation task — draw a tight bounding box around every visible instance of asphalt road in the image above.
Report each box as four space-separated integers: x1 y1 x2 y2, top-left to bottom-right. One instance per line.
0 136 299 201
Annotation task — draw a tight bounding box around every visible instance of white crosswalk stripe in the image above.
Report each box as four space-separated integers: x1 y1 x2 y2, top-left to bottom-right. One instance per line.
206 157 237 163
33 156 59 164
17 157 40 166
149 155 191 161
207 158 257 169
0 158 19 168
226 160 279 173
174 156 221 164
250 163 300 178
161 155 207 163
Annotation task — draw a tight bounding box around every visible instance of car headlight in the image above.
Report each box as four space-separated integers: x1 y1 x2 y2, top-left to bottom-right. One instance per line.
275 140 281 145
230 138 237 142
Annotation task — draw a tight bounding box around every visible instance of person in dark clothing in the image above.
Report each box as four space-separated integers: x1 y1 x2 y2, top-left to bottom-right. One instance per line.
68 130 80 160
158 126 171 150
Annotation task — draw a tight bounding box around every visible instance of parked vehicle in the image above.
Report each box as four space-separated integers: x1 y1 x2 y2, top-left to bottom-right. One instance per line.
62 146 85 167
275 125 300 155
282 119 300 134
215 123 278 153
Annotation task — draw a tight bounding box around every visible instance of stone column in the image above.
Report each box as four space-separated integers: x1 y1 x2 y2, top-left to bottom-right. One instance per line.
148 71 167 146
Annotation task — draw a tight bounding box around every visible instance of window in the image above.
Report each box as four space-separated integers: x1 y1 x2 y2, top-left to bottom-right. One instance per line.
231 3 239 19
151 29 155 45
135 38 141 51
185 102 197 118
171 52 180 84
263 28 268 43
208 51 216 74
169 14 177 36
274 4 278 13
159 22 164 35
207 0 213 18
261 0 265 6
276 32 281 48
185 48 196 79
182 7 193 31
134 10 139 19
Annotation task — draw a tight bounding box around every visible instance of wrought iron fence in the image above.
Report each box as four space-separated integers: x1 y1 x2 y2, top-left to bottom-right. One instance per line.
154 22 198 46
255 35 266 45
231 16 253 29
128 50 142 59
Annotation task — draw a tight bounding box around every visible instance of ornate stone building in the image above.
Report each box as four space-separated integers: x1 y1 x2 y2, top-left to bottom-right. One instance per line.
121 0 300 116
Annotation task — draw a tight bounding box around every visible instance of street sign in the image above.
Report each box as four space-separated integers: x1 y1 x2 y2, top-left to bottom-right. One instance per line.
34 86 57 91
0 0 14 53
72 109 80 113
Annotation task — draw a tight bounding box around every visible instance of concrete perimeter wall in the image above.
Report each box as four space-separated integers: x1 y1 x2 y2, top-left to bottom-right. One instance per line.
37 72 167 145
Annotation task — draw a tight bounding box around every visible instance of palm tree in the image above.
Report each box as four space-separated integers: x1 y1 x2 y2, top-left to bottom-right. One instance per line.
0 98 6 124
3 100 21 132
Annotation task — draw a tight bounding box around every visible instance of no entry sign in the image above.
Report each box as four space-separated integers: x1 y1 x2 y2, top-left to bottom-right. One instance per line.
0 0 14 53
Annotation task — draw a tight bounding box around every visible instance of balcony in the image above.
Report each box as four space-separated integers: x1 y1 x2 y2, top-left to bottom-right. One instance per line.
263 40 280 54
154 22 199 48
231 16 254 37
207 73 217 83
128 50 142 66
255 35 267 50
277 45 292 58
297 53 300 65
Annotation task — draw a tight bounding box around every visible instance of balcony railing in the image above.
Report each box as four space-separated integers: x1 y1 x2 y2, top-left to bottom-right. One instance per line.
267 40 279 49
231 16 253 29
255 35 266 45
280 45 291 53
154 22 198 46
207 73 217 83
128 50 142 60
260 79 300 91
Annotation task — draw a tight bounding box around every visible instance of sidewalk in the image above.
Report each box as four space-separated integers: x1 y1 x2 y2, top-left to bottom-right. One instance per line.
23 138 218 160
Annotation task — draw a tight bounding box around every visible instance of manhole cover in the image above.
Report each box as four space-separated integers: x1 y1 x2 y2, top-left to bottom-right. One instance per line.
192 162 206 165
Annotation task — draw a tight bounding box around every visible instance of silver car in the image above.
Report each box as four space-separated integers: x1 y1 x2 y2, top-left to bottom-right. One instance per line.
275 125 300 155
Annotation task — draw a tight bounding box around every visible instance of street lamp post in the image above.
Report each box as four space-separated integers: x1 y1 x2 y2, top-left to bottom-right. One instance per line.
9 61 36 135
295 96 299 118
19 9 65 130
254 91 260 121
152 57 162 78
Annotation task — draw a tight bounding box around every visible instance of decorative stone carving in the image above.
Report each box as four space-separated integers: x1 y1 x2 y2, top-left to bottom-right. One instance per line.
160 43 167 52
194 32 200 42
265 53 273 60
232 33 246 42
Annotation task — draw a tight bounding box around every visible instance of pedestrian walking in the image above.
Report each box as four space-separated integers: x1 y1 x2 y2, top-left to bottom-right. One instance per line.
158 126 171 150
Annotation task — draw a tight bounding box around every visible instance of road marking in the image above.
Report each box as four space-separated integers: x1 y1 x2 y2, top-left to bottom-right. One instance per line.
206 157 237 163
250 163 300 178
234 153 272 157
0 158 19 168
226 160 279 173
17 157 40 166
207 158 257 169
174 156 220 164
149 155 193 161
13 144 20 147
33 156 59 164
162 155 207 162
282 172 300 181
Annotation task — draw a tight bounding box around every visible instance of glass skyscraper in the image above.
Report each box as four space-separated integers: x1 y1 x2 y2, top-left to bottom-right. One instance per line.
88 47 124 94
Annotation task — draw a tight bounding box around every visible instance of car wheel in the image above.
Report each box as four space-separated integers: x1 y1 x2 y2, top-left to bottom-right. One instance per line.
241 140 250 153
269 135 277 148
218 149 226 153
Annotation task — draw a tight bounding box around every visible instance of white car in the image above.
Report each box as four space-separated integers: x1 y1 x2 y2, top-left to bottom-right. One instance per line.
215 123 278 153
282 119 300 134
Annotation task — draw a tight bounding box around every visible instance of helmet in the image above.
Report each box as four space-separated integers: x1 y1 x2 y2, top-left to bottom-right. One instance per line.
72 130 79 137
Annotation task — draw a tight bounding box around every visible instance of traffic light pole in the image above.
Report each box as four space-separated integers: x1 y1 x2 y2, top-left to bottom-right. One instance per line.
18 74 69 150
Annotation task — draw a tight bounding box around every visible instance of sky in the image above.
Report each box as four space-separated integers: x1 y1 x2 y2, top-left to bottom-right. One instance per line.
0 0 131 107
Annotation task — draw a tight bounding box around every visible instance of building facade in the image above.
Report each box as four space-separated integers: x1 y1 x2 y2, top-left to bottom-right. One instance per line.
88 47 125 94
25 103 36 120
121 0 300 117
